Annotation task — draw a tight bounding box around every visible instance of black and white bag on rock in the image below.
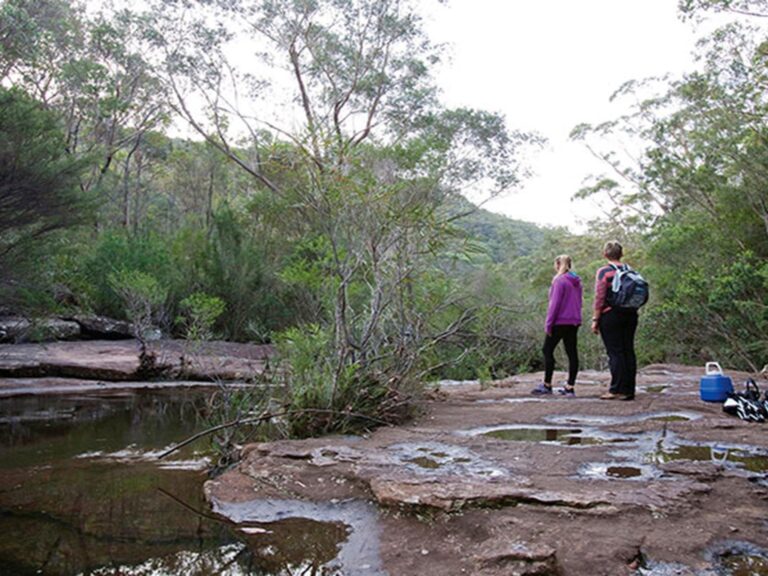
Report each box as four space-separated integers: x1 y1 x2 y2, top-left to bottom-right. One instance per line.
722 379 768 422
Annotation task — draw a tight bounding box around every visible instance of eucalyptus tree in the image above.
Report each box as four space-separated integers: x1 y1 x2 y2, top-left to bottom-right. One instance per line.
0 0 169 226
138 0 538 419
572 20 768 243
573 0 768 237
570 7 768 369
678 0 768 18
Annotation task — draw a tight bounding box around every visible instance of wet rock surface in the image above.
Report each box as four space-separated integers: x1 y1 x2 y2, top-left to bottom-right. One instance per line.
208 365 768 575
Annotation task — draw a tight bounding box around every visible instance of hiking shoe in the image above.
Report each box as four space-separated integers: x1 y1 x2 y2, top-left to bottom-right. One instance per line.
557 386 576 397
531 383 553 395
600 392 633 401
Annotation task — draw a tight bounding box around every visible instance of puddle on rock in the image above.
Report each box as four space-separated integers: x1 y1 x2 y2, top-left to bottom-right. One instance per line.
751 476 768 489
238 517 351 574
406 456 442 469
649 415 692 423
635 559 701 576
706 541 768 576
606 465 643 479
650 444 768 473
388 441 507 478
579 462 660 481
547 411 702 427
642 385 669 394
475 397 548 404
581 429 768 483
462 424 635 447
212 498 385 575
721 554 768 576
482 426 584 444
631 549 713 576
630 430 768 477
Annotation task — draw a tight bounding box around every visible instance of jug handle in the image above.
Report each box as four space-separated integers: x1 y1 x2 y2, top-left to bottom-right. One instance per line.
705 361 723 375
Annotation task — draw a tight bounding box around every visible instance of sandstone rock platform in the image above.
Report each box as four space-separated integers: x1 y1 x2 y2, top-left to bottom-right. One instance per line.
0 339 272 385
206 365 768 575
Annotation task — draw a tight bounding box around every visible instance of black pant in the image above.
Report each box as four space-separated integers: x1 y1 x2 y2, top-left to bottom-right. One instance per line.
598 308 638 396
543 325 579 386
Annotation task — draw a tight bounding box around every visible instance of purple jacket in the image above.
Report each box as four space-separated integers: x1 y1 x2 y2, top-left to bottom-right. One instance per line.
545 272 583 334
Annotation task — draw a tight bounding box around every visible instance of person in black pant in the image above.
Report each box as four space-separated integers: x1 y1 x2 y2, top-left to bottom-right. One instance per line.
531 254 583 397
591 241 638 400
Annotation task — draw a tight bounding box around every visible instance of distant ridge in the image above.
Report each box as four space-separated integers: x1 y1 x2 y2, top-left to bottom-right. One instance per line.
448 196 547 262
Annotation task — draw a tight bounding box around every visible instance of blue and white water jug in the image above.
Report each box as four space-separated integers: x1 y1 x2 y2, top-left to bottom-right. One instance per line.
699 361 733 402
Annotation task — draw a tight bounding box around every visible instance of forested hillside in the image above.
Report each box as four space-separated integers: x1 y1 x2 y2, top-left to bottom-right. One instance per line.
1 0 766 433
451 196 547 262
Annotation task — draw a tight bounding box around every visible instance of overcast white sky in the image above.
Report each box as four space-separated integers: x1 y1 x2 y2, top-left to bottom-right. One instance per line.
423 0 704 230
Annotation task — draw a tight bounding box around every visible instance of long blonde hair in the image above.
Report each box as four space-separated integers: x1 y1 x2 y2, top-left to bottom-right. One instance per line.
555 254 572 275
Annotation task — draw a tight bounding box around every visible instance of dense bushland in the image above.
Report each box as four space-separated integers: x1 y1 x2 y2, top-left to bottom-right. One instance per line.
2 0 768 441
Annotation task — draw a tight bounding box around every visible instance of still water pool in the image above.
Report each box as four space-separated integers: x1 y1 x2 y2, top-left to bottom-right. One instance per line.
0 390 362 575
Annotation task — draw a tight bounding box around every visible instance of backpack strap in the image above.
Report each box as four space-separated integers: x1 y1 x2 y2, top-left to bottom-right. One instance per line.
609 263 628 292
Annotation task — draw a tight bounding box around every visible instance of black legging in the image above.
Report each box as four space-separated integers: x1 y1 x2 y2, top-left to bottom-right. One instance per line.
543 324 579 386
598 308 638 397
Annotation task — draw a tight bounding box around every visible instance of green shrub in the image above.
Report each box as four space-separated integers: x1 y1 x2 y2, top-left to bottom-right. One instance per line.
107 269 167 340
640 253 768 370
191 207 296 341
176 292 226 341
81 231 173 319
272 324 415 437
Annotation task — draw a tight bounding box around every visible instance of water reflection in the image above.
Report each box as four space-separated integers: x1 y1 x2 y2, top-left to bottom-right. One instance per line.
0 392 207 468
578 462 660 481
648 444 768 473
0 461 237 575
720 554 768 576
482 427 585 444
705 540 768 576
0 390 383 575
214 499 386 575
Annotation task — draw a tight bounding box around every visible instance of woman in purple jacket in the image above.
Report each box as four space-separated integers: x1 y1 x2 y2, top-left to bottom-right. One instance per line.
532 254 583 397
